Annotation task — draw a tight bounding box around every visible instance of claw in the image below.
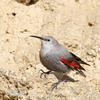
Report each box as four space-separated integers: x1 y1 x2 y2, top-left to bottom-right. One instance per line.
51 80 62 91
51 83 58 90
39 69 51 78
39 69 46 78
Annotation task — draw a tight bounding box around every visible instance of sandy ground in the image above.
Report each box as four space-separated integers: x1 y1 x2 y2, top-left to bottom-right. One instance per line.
0 0 100 100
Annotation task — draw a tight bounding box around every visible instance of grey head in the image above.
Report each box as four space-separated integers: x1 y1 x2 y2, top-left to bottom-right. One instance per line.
30 35 60 49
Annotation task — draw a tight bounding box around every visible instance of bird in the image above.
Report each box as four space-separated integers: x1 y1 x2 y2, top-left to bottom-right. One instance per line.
30 35 90 89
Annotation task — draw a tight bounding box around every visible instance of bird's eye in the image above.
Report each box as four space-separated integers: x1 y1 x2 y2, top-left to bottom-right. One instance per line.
47 39 50 41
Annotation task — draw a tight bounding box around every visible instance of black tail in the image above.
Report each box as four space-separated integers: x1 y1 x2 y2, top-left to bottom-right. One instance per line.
78 70 86 77
70 52 90 66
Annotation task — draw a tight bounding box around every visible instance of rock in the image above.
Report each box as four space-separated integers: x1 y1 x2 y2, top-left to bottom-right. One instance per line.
15 0 39 5
3 95 10 100
0 0 100 100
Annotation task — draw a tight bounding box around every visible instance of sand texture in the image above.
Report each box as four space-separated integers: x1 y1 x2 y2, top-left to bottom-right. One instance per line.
0 0 100 100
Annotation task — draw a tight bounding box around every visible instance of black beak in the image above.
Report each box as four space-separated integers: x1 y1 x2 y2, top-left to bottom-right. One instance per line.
30 35 48 41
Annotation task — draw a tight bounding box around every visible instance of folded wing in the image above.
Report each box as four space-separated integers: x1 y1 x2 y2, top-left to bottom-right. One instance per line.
59 57 86 77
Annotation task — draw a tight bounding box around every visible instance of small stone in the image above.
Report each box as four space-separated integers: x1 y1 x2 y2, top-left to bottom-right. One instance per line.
75 0 79 2
87 49 96 57
15 0 31 4
3 95 10 100
86 56 94 62
15 0 39 5
88 22 94 27
12 12 16 16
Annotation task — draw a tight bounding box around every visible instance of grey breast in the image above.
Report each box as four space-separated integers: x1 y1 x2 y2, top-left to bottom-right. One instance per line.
40 44 72 72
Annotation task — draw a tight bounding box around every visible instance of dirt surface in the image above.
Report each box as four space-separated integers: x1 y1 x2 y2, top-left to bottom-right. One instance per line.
0 0 100 100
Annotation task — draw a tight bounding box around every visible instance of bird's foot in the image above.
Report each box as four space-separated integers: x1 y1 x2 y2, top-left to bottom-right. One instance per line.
50 75 79 91
64 76 79 82
51 80 62 91
39 69 51 78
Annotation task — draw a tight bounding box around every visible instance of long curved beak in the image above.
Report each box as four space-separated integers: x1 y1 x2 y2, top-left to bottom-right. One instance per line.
30 35 48 41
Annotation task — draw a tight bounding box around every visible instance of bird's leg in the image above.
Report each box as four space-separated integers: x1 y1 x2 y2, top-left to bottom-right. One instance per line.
51 80 62 91
64 75 79 82
50 72 78 91
50 72 65 91
40 69 52 78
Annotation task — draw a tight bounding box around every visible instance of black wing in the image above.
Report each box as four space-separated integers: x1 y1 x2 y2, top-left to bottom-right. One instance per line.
70 52 90 66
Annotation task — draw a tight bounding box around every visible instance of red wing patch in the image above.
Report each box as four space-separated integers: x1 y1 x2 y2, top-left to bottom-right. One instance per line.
59 57 79 68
